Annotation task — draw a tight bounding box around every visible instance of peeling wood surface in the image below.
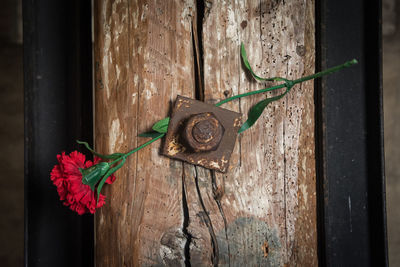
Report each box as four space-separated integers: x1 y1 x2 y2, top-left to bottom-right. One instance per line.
94 1 196 266
94 0 317 266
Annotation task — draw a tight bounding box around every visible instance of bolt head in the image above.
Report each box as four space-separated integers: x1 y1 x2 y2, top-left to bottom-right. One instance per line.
162 95 242 173
184 112 224 152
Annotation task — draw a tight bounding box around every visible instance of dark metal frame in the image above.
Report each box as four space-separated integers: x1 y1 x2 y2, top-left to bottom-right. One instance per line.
316 0 387 266
23 0 386 266
24 1 93 266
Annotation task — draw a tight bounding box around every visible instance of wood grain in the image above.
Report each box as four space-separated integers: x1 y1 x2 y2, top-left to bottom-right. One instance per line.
94 0 317 266
94 0 196 265
200 1 317 265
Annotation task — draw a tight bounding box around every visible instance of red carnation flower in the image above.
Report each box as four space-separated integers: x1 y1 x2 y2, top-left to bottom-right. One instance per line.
50 151 116 215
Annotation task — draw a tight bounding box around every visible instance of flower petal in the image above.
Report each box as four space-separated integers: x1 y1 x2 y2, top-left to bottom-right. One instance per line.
51 151 115 215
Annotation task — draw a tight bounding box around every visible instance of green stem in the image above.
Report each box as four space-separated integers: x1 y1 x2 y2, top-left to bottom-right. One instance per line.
110 156 124 166
105 59 358 166
293 59 358 85
124 132 165 158
216 59 358 107
215 83 286 107
90 55 358 197
107 133 164 166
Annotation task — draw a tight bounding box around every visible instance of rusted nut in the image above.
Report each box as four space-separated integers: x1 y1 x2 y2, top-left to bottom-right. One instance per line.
184 112 224 152
162 95 242 172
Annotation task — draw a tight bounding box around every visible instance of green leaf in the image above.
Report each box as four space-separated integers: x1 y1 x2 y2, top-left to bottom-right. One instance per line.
76 140 124 159
238 89 289 133
139 118 170 137
80 162 110 191
138 131 163 138
96 157 126 202
240 42 288 83
151 117 170 133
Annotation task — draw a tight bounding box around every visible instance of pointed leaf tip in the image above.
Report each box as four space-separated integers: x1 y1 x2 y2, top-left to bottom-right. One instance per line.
152 117 170 133
239 89 289 133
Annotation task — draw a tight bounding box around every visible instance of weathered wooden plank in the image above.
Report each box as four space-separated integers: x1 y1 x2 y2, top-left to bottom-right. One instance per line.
197 0 317 265
95 0 317 266
94 0 196 265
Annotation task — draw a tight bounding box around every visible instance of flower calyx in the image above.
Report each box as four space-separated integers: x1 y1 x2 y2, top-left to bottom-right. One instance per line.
80 162 110 191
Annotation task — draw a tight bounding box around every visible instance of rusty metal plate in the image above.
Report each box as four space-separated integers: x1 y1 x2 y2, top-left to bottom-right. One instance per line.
162 95 242 172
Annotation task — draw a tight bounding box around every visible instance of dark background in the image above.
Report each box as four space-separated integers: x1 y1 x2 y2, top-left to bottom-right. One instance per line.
0 0 23 266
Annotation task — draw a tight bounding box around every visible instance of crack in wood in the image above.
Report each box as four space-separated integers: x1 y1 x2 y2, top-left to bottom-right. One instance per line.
192 0 205 102
179 2 205 265
181 163 193 267
185 1 222 266
194 166 219 266
211 170 231 267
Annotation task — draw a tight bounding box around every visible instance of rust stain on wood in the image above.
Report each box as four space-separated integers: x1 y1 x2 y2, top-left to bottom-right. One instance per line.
94 0 317 266
262 240 269 258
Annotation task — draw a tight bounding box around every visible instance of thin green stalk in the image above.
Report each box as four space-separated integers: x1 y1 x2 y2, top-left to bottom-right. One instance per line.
215 83 286 107
104 133 164 182
107 132 164 167
81 55 358 198
293 59 358 84
216 59 358 107
124 132 165 158
110 156 125 166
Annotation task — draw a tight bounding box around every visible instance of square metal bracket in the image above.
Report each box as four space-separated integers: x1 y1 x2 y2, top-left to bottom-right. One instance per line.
162 95 242 172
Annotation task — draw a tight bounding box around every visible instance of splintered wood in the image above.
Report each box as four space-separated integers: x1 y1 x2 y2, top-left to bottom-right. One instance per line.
94 0 317 266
